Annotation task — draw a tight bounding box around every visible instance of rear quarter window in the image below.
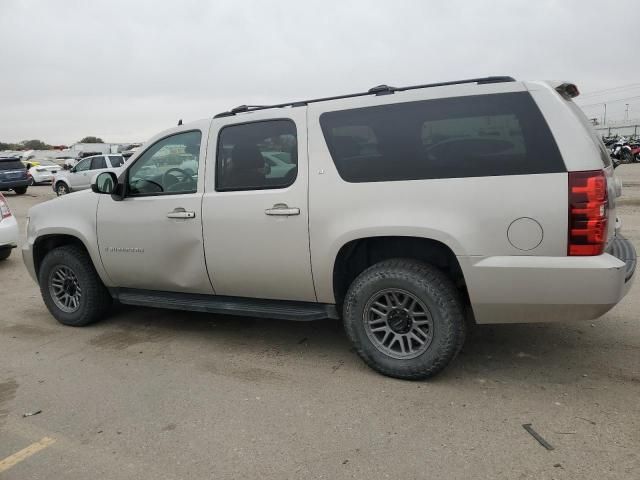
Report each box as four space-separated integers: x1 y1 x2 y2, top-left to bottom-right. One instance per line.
320 92 565 182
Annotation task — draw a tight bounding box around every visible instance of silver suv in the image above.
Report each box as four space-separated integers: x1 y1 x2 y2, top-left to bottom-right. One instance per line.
53 154 126 196
23 76 636 379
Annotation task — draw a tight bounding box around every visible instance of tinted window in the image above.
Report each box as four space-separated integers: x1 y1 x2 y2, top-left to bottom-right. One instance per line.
216 120 297 191
109 155 125 167
0 160 24 170
91 156 107 169
127 131 201 196
320 92 564 182
74 158 91 172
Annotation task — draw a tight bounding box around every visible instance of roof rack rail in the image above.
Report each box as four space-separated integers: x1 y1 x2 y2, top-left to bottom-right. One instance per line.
213 76 515 118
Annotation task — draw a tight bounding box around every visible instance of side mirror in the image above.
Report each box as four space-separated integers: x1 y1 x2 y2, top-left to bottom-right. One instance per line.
92 171 117 194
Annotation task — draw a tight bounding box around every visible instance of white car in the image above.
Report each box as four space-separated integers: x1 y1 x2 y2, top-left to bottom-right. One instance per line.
27 159 61 185
53 154 126 196
0 193 18 261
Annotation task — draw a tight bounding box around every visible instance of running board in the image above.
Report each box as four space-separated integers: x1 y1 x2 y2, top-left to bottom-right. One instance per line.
113 289 339 321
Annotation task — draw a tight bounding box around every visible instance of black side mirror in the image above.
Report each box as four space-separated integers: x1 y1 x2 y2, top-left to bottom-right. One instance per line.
92 171 117 194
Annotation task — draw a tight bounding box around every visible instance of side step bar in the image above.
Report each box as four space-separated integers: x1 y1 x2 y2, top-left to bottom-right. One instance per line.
113 289 339 321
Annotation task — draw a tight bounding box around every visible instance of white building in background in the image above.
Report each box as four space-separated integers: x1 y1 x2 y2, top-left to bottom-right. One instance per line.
67 142 124 154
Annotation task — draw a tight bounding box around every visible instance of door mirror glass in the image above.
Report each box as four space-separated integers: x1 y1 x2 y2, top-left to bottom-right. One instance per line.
92 171 117 194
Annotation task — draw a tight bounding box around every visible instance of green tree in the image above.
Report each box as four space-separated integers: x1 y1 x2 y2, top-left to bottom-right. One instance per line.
79 136 104 144
21 139 50 150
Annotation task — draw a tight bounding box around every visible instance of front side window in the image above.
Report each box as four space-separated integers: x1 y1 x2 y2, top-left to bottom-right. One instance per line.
127 131 201 196
91 156 107 169
320 92 564 182
74 158 91 172
216 120 297 191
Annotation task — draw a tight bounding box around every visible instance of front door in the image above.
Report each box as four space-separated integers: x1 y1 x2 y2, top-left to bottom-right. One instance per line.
97 127 213 294
69 157 92 190
202 111 316 302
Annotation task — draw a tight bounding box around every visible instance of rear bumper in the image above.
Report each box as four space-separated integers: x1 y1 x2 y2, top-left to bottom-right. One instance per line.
461 235 636 324
0 179 29 190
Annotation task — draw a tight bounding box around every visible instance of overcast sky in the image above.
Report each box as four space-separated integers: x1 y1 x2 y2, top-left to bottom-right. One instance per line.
1 0 639 145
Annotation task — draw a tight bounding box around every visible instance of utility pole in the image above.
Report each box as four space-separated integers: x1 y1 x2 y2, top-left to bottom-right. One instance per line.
625 104 630 122
603 103 607 125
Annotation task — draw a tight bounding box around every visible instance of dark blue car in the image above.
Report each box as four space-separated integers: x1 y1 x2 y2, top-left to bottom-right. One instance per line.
0 156 29 195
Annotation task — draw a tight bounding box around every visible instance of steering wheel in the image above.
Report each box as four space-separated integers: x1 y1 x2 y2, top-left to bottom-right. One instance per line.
163 167 195 192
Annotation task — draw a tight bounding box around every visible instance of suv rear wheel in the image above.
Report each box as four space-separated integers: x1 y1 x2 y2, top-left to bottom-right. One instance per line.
38 245 112 326
13 187 27 195
343 259 465 380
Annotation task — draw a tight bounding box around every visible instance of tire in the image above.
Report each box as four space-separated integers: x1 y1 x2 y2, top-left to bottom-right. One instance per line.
343 259 465 380
621 150 633 164
38 245 112 326
13 187 27 195
0 247 11 261
55 182 69 196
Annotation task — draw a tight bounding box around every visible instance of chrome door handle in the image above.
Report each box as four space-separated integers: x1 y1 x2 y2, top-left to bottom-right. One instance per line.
167 208 196 219
265 203 300 216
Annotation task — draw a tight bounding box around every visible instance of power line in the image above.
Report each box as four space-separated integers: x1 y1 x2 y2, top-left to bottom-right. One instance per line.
578 83 640 99
578 95 640 109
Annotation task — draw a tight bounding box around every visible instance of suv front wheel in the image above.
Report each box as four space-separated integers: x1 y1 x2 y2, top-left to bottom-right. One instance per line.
55 182 69 196
343 259 466 380
38 245 112 326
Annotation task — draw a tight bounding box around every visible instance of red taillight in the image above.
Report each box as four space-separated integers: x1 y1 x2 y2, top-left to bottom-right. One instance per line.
0 194 11 220
568 170 608 256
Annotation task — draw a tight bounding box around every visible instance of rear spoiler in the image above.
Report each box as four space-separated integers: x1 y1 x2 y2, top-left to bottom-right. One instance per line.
548 81 580 99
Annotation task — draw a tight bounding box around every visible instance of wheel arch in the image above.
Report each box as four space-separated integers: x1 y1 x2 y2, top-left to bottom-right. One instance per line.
54 180 70 192
32 233 113 288
331 235 468 307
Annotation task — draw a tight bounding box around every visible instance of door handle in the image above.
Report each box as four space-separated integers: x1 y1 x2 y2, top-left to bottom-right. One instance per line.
265 203 300 216
167 207 196 219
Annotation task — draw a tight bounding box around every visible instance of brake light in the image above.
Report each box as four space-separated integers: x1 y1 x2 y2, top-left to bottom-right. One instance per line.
0 194 11 220
568 170 608 256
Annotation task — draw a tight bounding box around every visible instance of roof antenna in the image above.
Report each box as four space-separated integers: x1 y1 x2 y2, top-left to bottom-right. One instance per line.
178 119 183 126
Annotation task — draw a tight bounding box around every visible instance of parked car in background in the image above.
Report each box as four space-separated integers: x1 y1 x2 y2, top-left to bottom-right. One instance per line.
0 193 18 260
0 156 29 195
27 159 60 185
53 154 126 195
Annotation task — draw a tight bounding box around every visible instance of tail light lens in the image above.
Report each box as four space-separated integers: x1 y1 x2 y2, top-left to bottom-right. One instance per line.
0 194 11 221
568 170 608 256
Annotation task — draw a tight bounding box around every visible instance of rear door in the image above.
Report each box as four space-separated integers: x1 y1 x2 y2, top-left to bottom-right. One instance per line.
201 109 316 302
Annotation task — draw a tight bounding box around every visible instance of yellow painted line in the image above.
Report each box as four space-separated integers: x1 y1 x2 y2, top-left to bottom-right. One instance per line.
0 437 56 473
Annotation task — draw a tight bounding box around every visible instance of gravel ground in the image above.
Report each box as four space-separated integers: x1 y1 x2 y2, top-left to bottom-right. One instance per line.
0 168 639 479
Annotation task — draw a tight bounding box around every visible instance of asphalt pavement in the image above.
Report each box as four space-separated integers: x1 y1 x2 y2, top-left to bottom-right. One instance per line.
1 168 639 479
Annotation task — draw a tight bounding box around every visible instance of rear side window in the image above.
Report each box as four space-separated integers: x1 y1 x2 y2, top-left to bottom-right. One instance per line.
320 92 565 182
216 120 298 191
91 156 107 169
109 155 125 167
0 160 24 170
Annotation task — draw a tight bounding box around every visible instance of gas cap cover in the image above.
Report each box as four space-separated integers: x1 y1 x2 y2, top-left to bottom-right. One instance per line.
507 217 543 251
